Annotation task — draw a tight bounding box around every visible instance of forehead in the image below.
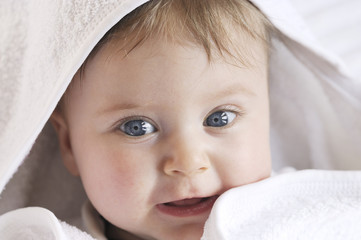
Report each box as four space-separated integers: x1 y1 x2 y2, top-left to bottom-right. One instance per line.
64 35 268 117
96 35 263 80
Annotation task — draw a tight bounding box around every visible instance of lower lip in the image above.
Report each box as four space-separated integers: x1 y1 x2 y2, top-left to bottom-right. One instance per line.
157 196 218 217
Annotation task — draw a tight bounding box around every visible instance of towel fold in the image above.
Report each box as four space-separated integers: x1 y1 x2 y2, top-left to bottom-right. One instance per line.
0 207 95 240
202 170 361 240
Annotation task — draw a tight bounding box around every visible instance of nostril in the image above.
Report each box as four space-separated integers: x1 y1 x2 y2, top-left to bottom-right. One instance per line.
197 167 208 173
162 152 210 176
167 166 208 176
172 169 182 175
189 166 209 175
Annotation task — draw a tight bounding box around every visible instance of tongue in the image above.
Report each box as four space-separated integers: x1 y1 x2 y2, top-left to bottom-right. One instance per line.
168 198 204 206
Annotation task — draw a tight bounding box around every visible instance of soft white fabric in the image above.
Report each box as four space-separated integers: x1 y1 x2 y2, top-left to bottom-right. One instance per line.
202 170 361 240
1 0 361 239
290 0 361 80
0 207 95 240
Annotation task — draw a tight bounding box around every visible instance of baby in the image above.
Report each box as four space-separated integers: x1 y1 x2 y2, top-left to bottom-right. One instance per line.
50 0 273 239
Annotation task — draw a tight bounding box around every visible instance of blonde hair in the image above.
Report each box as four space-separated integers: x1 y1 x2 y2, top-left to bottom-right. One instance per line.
87 0 272 65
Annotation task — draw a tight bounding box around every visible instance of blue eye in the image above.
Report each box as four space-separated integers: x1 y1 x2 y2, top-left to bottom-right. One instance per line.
205 111 236 127
120 120 156 136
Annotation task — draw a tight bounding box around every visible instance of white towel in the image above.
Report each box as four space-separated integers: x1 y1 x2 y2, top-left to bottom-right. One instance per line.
0 207 95 240
290 0 361 80
202 170 361 240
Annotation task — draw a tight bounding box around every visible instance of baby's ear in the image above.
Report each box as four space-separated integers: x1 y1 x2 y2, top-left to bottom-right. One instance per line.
50 111 80 176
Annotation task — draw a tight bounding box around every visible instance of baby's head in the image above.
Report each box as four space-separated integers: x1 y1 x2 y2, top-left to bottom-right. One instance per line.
51 0 273 239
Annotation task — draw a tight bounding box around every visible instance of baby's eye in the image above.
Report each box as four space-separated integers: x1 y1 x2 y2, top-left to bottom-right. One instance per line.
205 111 236 127
120 119 156 136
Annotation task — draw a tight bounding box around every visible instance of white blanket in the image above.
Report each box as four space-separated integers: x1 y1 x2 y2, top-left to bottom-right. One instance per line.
202 170 361 240
1 170 361 240
0 207 95 240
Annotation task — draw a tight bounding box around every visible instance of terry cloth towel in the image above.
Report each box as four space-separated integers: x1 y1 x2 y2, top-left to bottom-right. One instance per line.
202 170 361 240
0 207 96 240
291 0 361 81
1 0 361 239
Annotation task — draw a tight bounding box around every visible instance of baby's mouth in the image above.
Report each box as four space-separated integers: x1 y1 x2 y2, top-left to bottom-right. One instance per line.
157 196 218 217
164 197 208 206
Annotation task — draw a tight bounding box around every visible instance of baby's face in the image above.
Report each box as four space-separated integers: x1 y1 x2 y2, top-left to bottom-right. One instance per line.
59 36 271 240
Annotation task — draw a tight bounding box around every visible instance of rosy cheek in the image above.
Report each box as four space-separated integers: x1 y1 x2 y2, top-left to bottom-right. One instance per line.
214 132 270 188
103 150 149 196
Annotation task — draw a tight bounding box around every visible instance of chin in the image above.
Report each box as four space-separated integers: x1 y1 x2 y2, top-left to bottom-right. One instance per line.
156 223 205 240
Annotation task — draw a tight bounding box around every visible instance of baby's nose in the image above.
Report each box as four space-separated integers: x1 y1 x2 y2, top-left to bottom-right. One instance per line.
162 135 210 177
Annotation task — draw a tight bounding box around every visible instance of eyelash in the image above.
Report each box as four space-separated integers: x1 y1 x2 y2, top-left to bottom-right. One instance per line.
214 105 243 116
115 115 156 128
205 106 244 127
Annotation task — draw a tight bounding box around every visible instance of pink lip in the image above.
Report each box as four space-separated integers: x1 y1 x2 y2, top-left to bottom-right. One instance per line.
157 195 218 217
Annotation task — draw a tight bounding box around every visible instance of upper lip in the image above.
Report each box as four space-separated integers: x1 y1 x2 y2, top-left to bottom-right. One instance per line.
155 183 225 205
160 194 220 205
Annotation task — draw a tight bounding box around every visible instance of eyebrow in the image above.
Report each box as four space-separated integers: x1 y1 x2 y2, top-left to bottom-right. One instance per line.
97 103 144 115
205 83 256 101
